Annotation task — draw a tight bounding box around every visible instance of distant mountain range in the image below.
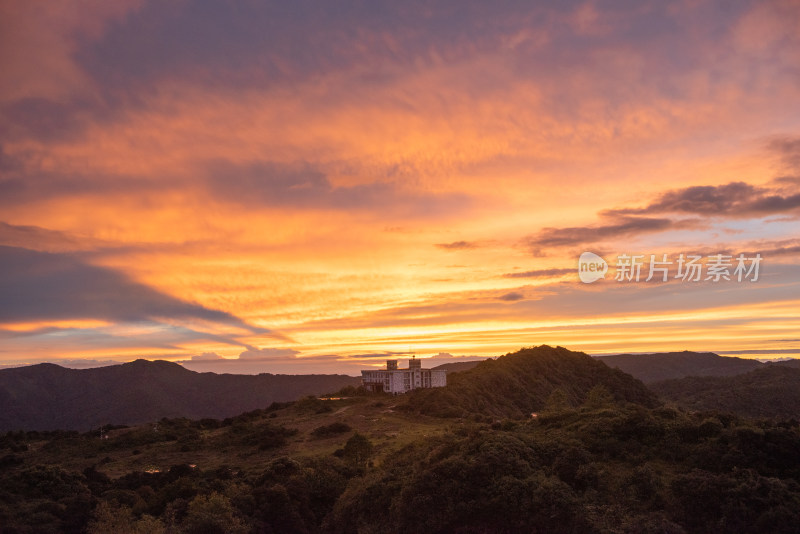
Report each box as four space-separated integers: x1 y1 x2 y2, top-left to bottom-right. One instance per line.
3 350 799 431
595 351 764 383
592 351 800 418
0 360 360 431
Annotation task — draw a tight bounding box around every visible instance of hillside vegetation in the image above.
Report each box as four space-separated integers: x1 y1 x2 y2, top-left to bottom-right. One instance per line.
3 346 800 532
328 404 800 534
3 391 800 532
652 365 800 419
403 345 659 418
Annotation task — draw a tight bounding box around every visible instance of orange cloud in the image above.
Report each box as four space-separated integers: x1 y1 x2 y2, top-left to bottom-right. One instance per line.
1 1 799 371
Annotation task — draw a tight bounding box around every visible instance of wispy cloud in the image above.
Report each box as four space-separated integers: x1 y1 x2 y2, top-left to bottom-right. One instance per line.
768 135 800 171
525 177 800 254
605 181 800 218
435 240 479 250
503 268 572 278
526 216 681 252
203 160 470 215
0 221 107 252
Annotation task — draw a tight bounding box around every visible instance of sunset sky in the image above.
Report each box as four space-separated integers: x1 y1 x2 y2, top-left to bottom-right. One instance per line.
1 0 799 374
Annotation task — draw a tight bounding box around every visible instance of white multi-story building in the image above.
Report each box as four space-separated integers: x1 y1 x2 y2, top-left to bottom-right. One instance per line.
361 357 447 394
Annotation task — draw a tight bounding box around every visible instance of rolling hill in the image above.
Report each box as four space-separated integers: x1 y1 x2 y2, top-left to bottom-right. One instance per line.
596 351 763 383
0 359 361 431
5 346 800 533
403 345 660 418
651 364 800 419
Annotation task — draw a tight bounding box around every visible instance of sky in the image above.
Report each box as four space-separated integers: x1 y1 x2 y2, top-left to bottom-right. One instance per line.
1 0 799 375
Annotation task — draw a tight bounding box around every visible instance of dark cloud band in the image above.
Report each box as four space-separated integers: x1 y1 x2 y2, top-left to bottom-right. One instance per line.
0 245 271 337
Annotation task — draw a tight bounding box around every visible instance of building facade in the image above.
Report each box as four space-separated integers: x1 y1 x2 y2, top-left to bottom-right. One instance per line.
361 357 447 394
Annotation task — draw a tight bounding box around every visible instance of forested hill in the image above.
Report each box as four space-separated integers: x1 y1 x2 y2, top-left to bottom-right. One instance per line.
402 345 659 418
596 351 763 383
0 360 360 431
651 365 800 419
5 347 800 532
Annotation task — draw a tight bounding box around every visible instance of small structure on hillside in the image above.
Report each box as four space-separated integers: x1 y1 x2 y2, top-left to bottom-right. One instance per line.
361 356 447 394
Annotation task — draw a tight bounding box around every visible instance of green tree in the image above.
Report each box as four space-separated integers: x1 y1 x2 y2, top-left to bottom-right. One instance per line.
543 388 570 413
583 385 614 409
182 492 247 534
87 502 165 534
343 432 373 468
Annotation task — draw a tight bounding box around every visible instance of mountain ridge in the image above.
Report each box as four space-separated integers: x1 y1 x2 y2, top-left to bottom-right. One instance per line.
595 351 764 383
403 345 660 418
0 359 361 431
